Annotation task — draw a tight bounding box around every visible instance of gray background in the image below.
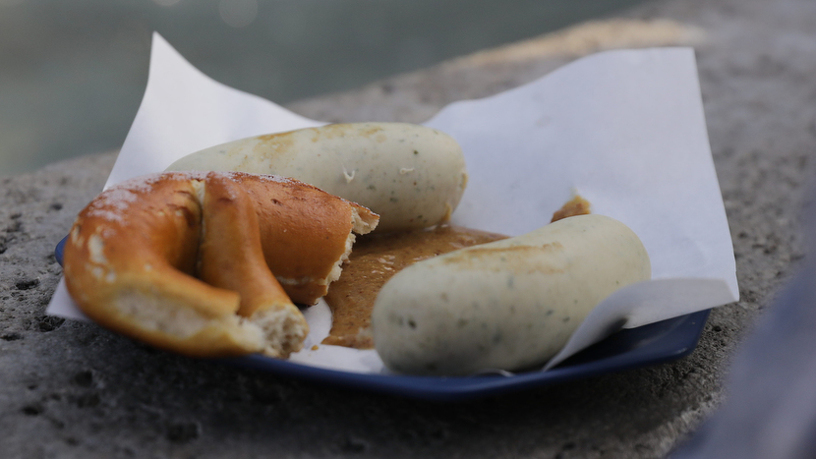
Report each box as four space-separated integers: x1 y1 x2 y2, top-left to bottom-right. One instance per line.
0 0 648 176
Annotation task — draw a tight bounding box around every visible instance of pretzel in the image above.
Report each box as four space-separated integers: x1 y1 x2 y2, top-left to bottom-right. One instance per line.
63 171 378 358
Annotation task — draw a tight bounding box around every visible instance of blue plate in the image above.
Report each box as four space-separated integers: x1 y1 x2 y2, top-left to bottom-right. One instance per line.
56 236 710 401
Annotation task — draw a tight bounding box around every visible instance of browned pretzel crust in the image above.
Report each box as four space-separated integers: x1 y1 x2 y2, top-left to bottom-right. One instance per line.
63 171 378 358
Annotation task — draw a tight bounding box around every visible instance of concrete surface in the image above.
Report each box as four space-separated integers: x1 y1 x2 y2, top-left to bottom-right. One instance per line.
1 0 814 457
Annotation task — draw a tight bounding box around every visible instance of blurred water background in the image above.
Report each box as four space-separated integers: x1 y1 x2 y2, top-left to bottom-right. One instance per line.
0 0 650 177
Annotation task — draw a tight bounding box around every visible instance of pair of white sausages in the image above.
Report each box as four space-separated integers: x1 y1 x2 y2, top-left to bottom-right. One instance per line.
169 123 651 375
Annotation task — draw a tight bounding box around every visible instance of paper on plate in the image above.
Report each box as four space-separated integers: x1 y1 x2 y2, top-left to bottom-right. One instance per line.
47 32 738 373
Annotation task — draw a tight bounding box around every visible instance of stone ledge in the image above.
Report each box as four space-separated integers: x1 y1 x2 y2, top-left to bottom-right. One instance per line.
2 0 814 457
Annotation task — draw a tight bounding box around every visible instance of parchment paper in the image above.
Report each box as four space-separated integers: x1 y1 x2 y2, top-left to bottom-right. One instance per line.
47 33 738 373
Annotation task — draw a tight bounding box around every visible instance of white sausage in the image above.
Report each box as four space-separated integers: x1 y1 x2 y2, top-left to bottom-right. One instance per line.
166 123 468 233
371 214 651 375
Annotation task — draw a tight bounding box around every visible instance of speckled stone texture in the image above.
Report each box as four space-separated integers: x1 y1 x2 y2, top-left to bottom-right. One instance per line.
1 0 814 457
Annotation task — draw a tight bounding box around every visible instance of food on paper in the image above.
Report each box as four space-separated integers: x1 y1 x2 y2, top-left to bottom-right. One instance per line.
62 171 378 358
64 122 648 376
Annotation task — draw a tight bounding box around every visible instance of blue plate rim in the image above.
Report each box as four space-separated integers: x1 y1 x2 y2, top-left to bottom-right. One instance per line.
55 235 710 402
226 309 709 401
